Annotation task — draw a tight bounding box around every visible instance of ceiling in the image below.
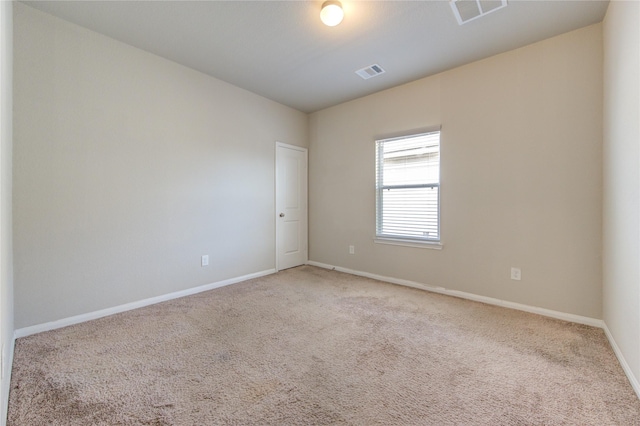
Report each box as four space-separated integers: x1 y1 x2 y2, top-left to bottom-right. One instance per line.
23 1 609 113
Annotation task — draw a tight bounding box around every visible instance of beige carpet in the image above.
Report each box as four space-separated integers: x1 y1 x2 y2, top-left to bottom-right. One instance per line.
8 266 640 425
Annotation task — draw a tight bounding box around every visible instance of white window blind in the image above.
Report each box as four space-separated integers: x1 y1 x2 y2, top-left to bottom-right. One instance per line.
376 131 440 242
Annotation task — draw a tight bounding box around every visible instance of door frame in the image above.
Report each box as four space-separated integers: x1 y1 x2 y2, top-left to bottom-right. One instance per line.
275 141 308 271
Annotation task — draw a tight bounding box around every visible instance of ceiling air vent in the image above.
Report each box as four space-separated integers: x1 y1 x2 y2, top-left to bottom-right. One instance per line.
356 64 386 80
450 0 507 25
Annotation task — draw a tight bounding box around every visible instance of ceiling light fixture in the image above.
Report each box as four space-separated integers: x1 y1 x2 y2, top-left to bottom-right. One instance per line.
320 1 344 27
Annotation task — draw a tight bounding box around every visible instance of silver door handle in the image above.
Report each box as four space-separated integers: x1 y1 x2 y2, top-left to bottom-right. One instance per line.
279 213 285 218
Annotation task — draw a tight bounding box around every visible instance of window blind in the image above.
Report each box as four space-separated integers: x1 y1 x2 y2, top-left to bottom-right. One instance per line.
376 131 440 241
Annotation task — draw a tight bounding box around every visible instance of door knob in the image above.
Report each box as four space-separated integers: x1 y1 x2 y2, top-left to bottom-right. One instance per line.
279 213 285 218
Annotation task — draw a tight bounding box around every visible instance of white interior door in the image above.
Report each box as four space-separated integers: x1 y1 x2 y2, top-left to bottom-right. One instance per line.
276 142 308 271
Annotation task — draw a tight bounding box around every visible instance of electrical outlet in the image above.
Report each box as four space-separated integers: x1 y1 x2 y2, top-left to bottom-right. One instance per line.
201 255 209 267
510 267 521 281
349 245 355 255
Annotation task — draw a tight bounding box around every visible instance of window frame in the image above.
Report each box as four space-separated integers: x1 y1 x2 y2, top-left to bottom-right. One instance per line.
374 130 442 249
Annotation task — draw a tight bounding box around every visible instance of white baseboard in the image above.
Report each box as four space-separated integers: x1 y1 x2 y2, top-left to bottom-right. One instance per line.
9 263 639 404
603 323 640 400
14 269 276 339
306 261 603 328
313 261 640 400
306 262 640 399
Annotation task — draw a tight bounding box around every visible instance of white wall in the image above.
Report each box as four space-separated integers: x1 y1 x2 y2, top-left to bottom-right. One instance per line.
309 24 603 319
0 0 13 423
13 3 308 329
603 0 640 395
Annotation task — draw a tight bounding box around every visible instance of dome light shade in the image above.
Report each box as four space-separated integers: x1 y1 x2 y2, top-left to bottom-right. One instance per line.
320 1 344 27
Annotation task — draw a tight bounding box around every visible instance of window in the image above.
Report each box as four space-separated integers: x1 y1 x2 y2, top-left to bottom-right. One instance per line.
375 131 441 244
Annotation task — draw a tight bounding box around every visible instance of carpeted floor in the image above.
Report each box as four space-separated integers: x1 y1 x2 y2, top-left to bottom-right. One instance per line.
8 265 640 425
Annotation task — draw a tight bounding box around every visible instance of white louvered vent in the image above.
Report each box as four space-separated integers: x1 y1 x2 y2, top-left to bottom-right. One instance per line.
356 64 386 80
450 0 507 25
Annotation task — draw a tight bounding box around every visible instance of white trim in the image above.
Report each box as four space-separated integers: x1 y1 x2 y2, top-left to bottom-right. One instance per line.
275 141 307 153
374 125 442 142
14 269 275 339
0 1 12 423
374 237 443 250
275 141 308 271
306 261 603 328
375 130 442 247
603 323 640 400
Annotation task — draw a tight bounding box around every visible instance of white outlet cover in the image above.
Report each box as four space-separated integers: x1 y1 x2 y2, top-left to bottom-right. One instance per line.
510 267 521 280
201 255 209 266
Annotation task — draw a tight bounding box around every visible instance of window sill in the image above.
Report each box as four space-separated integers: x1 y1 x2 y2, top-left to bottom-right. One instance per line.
374 237 443 250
